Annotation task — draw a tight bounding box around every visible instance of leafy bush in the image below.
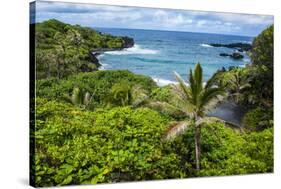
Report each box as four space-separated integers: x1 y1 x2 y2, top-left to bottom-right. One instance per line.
149 86 186 119
251 25 273 68
34 98 184 187
36 70 157 108
151 86 173 102
242 107 273 131
166 120 273 176
242 128 273 172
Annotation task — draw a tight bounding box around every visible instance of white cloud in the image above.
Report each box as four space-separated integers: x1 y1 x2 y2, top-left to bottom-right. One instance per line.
153 10 193 28
197 20 207 27
36 1 273 36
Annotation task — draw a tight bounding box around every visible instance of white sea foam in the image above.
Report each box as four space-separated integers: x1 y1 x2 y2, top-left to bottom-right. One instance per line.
239 64 246 68
97 54 105 58
241 40 252 44
153 77 208 87
200 43 213 48
152 77 178 87
99 63 110 70
104 44 158 55
243 58 251 62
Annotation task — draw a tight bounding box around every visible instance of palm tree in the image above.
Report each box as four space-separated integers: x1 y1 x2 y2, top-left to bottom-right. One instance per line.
108 82 149 107
228 69 251 104
167 63 225 170
65 87 93 109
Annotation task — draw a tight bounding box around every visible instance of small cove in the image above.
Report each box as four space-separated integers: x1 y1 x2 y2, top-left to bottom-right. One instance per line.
208 101 248 127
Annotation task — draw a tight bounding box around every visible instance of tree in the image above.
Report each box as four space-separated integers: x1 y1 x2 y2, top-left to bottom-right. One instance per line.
109 82 132 106
228 69 251 104
167 63 225 170
64 87 93 110
108 82 149 107
251 25 273 69
36 49 57 79
249 25 273 104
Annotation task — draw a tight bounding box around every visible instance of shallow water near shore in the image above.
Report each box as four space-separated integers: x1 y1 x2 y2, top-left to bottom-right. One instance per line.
208 101 248 127
96 27 252 83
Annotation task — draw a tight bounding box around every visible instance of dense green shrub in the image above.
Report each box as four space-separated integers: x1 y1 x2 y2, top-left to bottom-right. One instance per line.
34 98 273 186
166 120 273 176
247 25 273 104
151 86 173 102
34 98 184 187
251 25 273 68
242 128 273 172
149 86 186 119
242 107 273 131
36 70 157 108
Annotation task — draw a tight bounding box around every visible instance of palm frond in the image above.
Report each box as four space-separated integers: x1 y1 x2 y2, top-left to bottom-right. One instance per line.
163 120 192 140
188 69 197 105
239 83 251 90
83 92 94 107
194 63 203 94
146 101 186 115
199 87 225 111
71 87 82 106
204 70 221 90
174 71 191 100
170 84 189 102
195 116 220 126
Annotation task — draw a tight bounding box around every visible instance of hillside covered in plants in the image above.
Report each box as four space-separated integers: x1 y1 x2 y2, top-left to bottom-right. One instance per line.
32 20 273 187
35 19 134 79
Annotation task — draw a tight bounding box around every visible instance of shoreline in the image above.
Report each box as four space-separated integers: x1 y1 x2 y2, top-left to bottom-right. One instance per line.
92 41 252 87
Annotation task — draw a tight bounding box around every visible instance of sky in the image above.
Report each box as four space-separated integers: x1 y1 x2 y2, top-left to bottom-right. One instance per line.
33 1 274 37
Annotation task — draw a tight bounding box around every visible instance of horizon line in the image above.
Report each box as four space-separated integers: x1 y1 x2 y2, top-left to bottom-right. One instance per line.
34 19 262 38
92 26 255 38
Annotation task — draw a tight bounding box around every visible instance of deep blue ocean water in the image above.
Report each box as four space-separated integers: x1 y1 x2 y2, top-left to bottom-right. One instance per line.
95 28 253 85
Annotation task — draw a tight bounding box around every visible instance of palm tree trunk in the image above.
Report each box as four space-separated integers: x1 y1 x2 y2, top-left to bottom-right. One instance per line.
194 122 201 171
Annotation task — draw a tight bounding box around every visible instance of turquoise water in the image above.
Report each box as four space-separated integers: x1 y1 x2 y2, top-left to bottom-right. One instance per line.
96 28 253 85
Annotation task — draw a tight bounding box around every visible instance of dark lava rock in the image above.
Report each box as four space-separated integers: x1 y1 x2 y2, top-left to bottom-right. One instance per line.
230 52 244 59
209 42 252 52
121 36 134 48
89 51 102 67
220 53 230 57
219 52 244 59
90 36 134 69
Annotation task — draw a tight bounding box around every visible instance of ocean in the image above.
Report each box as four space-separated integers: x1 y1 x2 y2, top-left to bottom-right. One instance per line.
95 28 253 86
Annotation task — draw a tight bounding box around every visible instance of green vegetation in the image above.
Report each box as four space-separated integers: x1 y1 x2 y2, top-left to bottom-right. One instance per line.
213 25 273 107
64 87 94 110
242 107 273 131
32 20 273 187
166 64 225 170
36 70 156 109
169 121 273 176
35 19 132 79
35 98 183 186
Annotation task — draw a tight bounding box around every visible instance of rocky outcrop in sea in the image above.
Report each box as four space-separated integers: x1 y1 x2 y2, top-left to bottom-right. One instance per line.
210 42 251 60
209 42 252 52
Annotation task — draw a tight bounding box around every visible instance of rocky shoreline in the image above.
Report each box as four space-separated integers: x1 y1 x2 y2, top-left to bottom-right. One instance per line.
209 42 252 52
90 36 134 68
209 42 252 60
219 52 244 60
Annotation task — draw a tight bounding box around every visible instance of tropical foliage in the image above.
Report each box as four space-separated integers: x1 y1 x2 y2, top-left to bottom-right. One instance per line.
35 19 132 79
166 64 225 170
32 20 274 187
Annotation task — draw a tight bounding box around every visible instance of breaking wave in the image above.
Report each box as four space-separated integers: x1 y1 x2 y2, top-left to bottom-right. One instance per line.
104 44 158 55
200 43 213 48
